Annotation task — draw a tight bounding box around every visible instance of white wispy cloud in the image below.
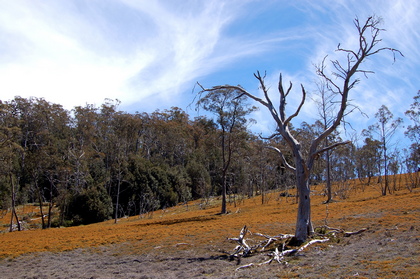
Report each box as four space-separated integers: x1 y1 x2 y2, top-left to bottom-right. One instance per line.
0 0 147 108
0 0 268 110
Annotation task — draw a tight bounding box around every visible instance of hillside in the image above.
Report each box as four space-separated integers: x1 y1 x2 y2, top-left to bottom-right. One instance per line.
0 176 419 278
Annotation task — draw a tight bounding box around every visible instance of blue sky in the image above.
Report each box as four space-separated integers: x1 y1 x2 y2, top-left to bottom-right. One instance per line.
0 0 418 148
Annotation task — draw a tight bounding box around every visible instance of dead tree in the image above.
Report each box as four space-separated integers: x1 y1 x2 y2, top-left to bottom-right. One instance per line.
198 16 402 243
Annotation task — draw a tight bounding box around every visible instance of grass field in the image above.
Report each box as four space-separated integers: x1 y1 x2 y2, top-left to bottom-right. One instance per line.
0 175 419 278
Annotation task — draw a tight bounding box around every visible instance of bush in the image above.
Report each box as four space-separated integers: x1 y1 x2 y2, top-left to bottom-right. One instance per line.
66 185 113 225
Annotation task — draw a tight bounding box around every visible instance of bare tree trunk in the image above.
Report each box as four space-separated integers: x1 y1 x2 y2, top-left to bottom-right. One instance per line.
114 177 121 223
9 205 15 232
47 201 53 228
9 174 21 232
383 145 389 196
47 179 54 228
221 173 227 214
221 130 228 214
220 126 232 214
39 196 46 229
294 156 313 243
325 149 332 203
36 180 46 229
13 208 21 231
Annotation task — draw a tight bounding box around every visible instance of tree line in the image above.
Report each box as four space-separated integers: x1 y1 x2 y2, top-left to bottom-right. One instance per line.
0 96 282 229
0 90 418 231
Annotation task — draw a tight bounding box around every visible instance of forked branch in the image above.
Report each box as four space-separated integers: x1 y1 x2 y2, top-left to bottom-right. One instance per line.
284 84 306 127
266 146 295 172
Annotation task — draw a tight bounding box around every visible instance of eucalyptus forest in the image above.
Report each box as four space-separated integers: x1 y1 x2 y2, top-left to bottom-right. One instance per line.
1 88 418 231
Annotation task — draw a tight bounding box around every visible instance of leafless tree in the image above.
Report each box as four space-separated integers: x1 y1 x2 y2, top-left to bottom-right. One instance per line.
312 81 337 203
198 16 401 243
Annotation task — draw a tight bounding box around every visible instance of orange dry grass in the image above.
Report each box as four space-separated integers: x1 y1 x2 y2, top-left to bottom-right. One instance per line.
0 174 419 260
0 203 54 230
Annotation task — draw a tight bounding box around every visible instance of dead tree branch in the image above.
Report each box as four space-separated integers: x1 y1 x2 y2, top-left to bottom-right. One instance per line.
228 225 252 257
231 225 367 271
315 225 368 237
265 146 295 172
253 232 294 251
311 140 351 158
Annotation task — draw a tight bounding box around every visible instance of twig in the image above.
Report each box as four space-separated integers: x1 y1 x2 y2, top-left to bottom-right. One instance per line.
297 238 330 252
315 225 367 237
253 232 294 251
235 263 254 271
344 228 367 237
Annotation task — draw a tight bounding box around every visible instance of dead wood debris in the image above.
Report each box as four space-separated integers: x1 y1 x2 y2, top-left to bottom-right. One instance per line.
228 225 252 257
229 225 366 271
315 225 367 237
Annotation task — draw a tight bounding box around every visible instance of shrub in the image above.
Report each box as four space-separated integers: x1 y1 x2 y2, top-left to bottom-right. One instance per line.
66 184 113 225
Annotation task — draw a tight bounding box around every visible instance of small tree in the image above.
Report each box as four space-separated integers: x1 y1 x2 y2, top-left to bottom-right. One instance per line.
196 88 257 214
405 90 420 145
0 121 23 231
363 105 403 195
312 81 345 203
198 16 401 243
355 137 382 185
405 90 420 169
404 90 420 189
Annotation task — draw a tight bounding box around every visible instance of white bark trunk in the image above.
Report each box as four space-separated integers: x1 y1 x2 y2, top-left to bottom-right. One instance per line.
294 157 313 243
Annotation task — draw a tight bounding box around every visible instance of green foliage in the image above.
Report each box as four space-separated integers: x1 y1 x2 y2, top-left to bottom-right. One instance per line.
355 137 382 180
405 91 420 172
186 159 211 199
0 176 11 209
66 185 113 225
148 165 178 208
0 94 412 226
169 166 192 203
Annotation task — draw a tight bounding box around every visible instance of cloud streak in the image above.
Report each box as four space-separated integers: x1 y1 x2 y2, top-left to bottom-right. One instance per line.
0 0 288 111
0 1 147 108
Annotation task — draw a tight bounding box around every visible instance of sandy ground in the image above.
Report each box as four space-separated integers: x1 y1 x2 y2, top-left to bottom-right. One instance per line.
0 224 418 279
